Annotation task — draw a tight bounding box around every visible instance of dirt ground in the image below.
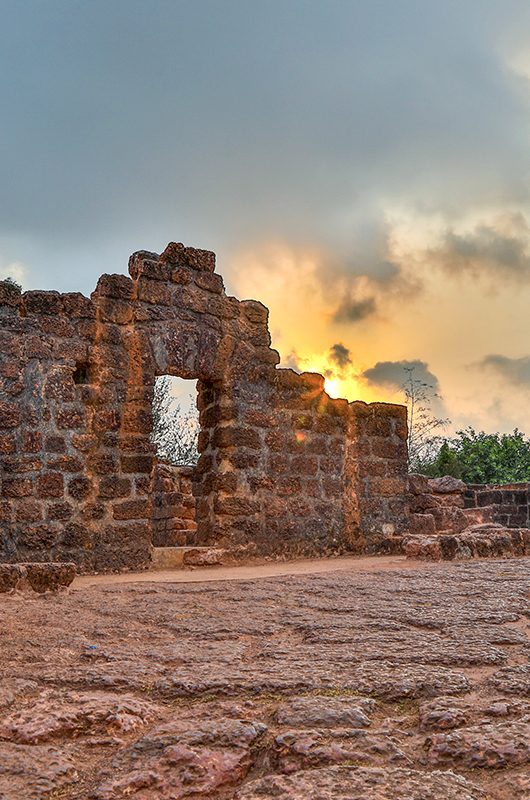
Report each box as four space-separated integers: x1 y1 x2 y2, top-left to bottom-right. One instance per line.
73 554 419 588
1 556 529 799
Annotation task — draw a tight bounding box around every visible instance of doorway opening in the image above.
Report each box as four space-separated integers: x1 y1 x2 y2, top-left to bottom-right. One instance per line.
150 376 200 548
151 375 200 467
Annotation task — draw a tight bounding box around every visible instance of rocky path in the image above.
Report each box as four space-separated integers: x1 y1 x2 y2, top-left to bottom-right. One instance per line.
1 558 529 798
73 554 420 588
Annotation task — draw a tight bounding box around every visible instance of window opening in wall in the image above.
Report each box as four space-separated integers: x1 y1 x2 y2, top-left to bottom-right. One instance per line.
73 362 90 384
151 376 200 466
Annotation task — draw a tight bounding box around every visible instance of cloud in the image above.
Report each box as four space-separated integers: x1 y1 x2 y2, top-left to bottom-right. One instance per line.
329 342 352 369
426 213 530 283
333 296 376 323
362 359 440 393
2 1 529 296
361 358 451 420
4 0 530 436
478 353 530 386
0 259 27 288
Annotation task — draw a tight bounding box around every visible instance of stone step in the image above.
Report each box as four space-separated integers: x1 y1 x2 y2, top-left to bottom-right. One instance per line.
150 546 224 571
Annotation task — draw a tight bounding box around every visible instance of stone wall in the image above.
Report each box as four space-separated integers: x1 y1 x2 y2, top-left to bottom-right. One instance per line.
347 402 409 552
463 483 530 528
0 242 408 572
408 475 468 536
402 474 530 561
151 462 196 547
409 475 530 533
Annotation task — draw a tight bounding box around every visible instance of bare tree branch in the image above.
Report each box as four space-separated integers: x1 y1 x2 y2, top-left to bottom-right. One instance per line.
402 366 450 470
151 376 199 466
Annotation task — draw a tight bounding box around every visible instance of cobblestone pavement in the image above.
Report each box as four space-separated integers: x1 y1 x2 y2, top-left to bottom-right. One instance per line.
1 558 529 799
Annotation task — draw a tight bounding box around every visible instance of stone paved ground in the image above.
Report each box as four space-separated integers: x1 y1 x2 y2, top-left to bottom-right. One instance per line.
0 558 529 799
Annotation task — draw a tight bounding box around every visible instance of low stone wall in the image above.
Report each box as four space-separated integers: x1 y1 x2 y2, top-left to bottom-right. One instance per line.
408 475 530 533
402 474 530 561
404 526 530 561
408 474 469 536
463 484 530 528
151 462 197 546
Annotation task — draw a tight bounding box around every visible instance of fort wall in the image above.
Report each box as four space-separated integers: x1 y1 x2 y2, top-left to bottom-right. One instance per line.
0 243 408 571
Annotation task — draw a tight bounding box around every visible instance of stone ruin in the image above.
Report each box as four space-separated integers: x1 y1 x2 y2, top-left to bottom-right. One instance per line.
393 474 530 561
0 242 409 572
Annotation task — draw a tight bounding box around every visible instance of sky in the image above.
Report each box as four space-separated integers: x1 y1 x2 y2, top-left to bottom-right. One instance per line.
3 0 530 433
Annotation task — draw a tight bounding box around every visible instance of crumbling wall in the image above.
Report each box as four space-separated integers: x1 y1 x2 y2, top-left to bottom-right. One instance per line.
151 462 196 547
348 402 409 552
408 475 530 533
463 483 530 528
401 474 530 561
0 242 409 571
407 475 469 536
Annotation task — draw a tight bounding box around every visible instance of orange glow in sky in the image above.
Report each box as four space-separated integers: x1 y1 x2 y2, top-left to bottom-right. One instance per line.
227 234 530 434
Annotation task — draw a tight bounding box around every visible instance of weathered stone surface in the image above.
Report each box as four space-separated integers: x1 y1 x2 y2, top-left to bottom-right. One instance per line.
407 473 430 495
0 562 75 592
408 512 436 536
419 696 471 730
236 766 487 799
93 715 266 799
402 525 530 561
0 563 24 591
155 659 471 701
0 743 79 799
151 462 197 547
0 690 158 744
426 717 530 768
488 665 530 696
274 728 408 773
275 695 375 728
23 562 76 592
430 505 468 533
427 476 467 493
0 558 528 798
182 547 225 566
403 535 441 560
95 745 250 799
405 476 530 563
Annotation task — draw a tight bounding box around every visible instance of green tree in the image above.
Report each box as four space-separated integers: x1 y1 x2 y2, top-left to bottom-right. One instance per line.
421 428 530 484
422 440 462 478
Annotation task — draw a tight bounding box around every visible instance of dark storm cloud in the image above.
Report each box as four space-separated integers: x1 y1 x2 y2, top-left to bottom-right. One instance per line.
2 1 530 292
329 343 352 369
333 296 377 323
362 359 440 393
478 354 530 385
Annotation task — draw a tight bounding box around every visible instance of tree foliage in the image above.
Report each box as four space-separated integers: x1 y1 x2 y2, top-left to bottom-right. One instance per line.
420 428 530 484
2 276 22 292
400 366 530 484
151 376 199 466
